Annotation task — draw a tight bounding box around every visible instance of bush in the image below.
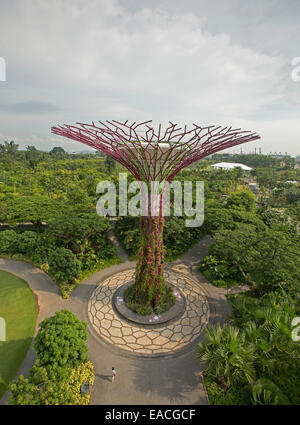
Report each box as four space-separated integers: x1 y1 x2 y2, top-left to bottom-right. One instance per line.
46 213 117 271
115 215 205 260
205 379 244 405
124 283 176 315
9 366 74 405
66 361 95 405
226 190 256 212
198 291 300 405
250 378 290 405
0 230 18 254
114 216 140 257
9 310 94 405
34 310 88 371
199 255 241 287
30 234 56 265
15 231 39 257
46 213 113 257
48 247 81 283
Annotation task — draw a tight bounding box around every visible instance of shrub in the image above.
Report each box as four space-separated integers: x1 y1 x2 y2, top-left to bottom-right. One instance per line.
66 361 95 405
9 366 74 405
48 247 81 283
30 234 56 265
226 190 256 212
46 213 112 257
9 311 94 405
250 378 290 405
124 283 176 316
0 230 18 254
15 231 39 257
199 255 241 287
205 379 244 405
196 324 256 387
115 215 205 260
199 291 300 405
33 310 88 371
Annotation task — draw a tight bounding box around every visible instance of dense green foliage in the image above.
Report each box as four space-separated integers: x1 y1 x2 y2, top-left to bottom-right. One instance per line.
48 247 81 284
47 213 116 269
0 145 126 297
193 155 300 405
9 310 94 405
33 310 89 370
115 215 206 261
0 213 120 297
124 282 176 315
197 290 300 405
199 188 300 294
1 142 300 404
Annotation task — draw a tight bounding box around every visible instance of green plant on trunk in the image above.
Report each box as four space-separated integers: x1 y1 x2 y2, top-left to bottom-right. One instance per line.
124 214 176 315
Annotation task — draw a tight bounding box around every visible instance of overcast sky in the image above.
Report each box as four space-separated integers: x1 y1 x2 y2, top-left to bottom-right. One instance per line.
0 0 299 155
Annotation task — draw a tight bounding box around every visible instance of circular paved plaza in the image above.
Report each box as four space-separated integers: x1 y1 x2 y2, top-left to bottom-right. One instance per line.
88 267 209 356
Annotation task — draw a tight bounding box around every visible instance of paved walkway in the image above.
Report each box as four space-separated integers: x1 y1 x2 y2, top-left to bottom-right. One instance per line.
88 268 209 355
0 233 230 405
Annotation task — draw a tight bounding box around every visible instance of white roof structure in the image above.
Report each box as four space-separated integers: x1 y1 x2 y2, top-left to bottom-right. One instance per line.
211 162 252 171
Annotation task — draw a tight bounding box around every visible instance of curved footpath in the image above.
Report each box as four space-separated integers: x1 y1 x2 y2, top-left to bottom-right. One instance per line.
0 234 231 405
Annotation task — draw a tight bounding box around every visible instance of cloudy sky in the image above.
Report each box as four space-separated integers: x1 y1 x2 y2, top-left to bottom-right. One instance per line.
0 0 299 154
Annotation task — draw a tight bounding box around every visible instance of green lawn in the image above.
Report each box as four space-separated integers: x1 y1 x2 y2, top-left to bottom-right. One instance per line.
0 270 37 399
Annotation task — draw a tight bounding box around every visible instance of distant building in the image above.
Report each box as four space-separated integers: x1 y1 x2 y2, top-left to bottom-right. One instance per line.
210 162 252 171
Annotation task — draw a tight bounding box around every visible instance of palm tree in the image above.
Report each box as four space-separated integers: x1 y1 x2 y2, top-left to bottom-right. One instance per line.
0 140 19 155
196 324 256 388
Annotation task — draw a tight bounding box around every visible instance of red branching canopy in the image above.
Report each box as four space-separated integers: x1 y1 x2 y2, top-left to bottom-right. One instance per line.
51 120 260 182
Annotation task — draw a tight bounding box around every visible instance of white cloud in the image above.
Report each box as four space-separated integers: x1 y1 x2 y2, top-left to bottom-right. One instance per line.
0 0 299 154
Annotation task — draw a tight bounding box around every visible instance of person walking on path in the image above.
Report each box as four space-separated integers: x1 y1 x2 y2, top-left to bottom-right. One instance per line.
111 367 117 383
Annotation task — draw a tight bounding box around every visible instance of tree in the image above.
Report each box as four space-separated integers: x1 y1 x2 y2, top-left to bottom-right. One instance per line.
104 156 116 174
209 223 300 294
46 213 112 256
65 185 92 213
15 231 39 257
0 230 18 254
25 146 43 168
0 195 68 228
255 168 277 189
9 310 93 405
226 190 256 212
48 247 81 283
196 324 256 388
51 119 259 314
34 310 88 370
50 146 67 158
0 140 19 155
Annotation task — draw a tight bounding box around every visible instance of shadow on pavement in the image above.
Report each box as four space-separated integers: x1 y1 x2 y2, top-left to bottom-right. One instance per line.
130 350 208 404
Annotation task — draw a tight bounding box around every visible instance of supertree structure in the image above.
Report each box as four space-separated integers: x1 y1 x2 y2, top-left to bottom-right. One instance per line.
52 120 260 313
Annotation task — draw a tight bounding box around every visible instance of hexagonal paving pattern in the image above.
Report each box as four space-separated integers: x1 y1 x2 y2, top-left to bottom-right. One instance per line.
88 267 209 355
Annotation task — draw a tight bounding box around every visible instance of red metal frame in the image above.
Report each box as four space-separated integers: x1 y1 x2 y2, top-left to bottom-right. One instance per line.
51 119 260 183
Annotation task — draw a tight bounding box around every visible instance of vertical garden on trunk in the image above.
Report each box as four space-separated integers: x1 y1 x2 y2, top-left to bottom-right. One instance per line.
52 119 260 314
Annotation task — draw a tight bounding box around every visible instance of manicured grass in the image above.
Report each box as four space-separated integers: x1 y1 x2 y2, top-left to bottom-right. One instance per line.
0 270 37 399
